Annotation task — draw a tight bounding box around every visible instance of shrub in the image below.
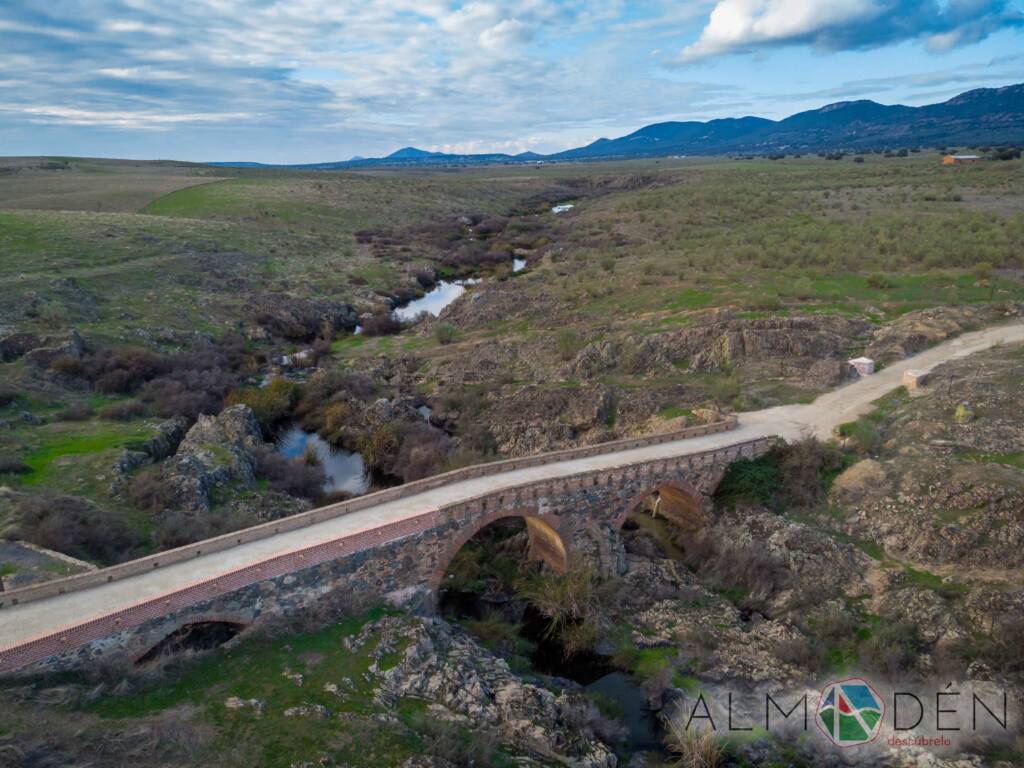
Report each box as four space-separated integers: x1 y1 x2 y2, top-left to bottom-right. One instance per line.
100 400 146 421
56 403 93 421
434 323 457 345
554 329 583 361
139 358 237 420
153 509 221 550
664 710 723 768
514 561 615 657
225 378 300 431
867 272 894 290
360 312 403 336
357 422 402 473
404 710 502 766
0 456 31 474
15 493 145 565
715 438 846 510
860 621 923 677
776 437 846 506
295 371 373 416
845 419 882 454
61 347 171 394
129 470 177 515
0 388 18 408
394 423 450 482
706 374 740 408
977 616 1024 673
254 448 325 499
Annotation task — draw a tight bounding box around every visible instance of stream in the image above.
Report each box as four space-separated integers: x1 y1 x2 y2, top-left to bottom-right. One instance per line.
441 591 665 757
393 277 481 321
275 423 370 495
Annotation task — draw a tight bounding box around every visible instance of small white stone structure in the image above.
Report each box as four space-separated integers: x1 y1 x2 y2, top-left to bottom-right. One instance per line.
902 369 928 390
848 356 875 377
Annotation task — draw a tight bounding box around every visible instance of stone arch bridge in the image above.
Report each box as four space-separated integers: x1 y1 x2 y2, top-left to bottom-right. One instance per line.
0 419 772 674
4 319 1020 676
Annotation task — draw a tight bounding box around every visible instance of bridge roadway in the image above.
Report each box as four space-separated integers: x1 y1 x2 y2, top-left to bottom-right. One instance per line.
1 320 1022 657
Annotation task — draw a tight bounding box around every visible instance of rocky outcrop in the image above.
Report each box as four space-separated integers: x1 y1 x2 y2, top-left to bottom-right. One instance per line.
864 305 1009 363
20 330 85 369
109 416 191 494
252 293 357 340
485 384 616 455
165 405 265 513
0 332 42 362
360 616 616 767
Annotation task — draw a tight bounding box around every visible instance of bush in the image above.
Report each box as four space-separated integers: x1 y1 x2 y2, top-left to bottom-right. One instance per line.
867 272 894 290
129 470 177 514
358 422 403 473
62 347 171 394
554 329 583 361
715 438 846 510
138 354 237 420
0 388 18 408
404 710 502 766
664 711 723 768
514 561 615 657
153 509 221 550
225 378 299 431
977 616 1024 673
393 422 450 482
0 456 31 474
860 621 923 677
295 371 373 415
845 419 883 454
15 493 145 565
100 400 146 421
706 374 740 408
254 448 325 499
56 403 93 421
684 532 791 611
434 323 457 345
360 312 403 336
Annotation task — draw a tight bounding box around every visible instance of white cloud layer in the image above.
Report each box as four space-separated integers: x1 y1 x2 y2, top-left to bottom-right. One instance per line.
0 0 1020 159
678 0 1023 61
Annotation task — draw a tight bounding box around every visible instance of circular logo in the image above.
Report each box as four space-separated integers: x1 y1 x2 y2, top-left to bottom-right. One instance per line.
815 677 884 747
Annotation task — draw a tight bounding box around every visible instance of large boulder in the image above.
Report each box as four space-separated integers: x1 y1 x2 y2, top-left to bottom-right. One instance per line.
166 405 265 512
21 330 85 369
362 616 616 767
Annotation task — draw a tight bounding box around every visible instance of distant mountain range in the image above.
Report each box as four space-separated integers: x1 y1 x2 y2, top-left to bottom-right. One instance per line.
210 83 1024 169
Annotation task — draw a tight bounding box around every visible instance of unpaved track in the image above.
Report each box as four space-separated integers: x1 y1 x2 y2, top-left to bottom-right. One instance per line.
2 321 1022 651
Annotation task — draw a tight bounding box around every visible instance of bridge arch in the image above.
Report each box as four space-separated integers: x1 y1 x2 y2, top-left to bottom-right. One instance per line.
134 618 248 665
616 478 707 532
431 509 568 591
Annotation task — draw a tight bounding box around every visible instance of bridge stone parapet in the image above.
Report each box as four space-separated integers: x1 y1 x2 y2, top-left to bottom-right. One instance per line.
0 427 774 676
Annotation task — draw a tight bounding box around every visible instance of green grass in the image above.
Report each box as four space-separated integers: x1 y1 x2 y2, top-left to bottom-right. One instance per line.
902 565 968 598
965 452 1024 469
87 608 436 766
18 422 154 487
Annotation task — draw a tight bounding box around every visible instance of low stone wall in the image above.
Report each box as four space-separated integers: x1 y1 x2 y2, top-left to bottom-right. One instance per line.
0 429 771 675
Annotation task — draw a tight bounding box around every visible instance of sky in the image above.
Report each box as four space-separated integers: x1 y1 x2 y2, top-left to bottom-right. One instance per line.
1 1 1022 163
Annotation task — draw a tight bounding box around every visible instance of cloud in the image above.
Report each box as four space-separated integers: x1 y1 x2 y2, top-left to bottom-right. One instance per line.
0 0 1020 160
677 0 1023 61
